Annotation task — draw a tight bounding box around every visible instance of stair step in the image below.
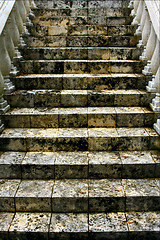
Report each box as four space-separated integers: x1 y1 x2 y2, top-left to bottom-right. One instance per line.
34 0 132 12
18 60 144 74
2 107 156 128
0 151 159 179
29 16 135 29
21 47 141 60
1 211 159 239
29 24 135 37
33 6 131 18
12 74 149 90
0 128 159 152
33 16 132 27
0 178 159 212
4 90 154 108
24 35 138 47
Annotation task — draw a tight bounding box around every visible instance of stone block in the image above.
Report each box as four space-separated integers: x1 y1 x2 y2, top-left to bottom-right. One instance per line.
89 179 125 212
52 179 88 212
123 179 160 211
9 213 50 240
55 152 88 179
89 152 122 178
0 179 20 212
0 152 25 179
22 152 55 179
15 180 54 212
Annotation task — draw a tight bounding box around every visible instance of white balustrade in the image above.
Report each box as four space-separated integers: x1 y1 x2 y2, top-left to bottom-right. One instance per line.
130 0 160 134
0 0 36 132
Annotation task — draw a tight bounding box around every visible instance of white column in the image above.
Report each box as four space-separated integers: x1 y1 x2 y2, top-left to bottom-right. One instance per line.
0 70 10 114
135 1 146 39
132 0 143 26
154 119 160 135
0 32 15 93
0 117 4 133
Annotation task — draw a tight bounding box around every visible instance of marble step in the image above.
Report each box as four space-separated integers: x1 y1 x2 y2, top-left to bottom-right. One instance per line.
29 24 136 38
21 47 141 60
34 0 131 12
4 90 155 108
0 127 159 152
18 60 144 75
12 74 149 91
23 35 138 47
0 151 159 180
2 107 157 128
33 6 131 18
1 211 160 240
32 15 132 27
0 178 159 212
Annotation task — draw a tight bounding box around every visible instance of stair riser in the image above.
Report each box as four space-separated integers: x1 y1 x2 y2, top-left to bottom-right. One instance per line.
1 211 159 239
0 136 159 152
34 1 131 11
22 48 141 60
4 92 154 108
0 195 159 213
18 61 144 74
33 7 131 18
24 36 138 47
0 162 158 180
2 113 156 128
29 25 135 37
12 75 149 90
33 16 132 27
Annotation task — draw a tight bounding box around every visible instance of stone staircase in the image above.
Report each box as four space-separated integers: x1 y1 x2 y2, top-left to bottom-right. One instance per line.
0 0 160 239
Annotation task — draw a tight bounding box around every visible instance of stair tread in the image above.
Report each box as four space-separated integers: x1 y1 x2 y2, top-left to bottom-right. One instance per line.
21 59 142 62
0 151 159 180
0 178 159 197
5 89 147 94
1 211 160 235
0 127 158 138
4 107 153 115
15 73 144 78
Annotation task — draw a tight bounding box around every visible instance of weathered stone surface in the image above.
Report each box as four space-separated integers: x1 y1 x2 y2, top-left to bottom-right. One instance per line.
0 152 25 179
0 179 20 212
50 213 88 239
16 180 54 212
55 152 88 179
0 212 14 240
22 152 55 179
9 212 51 240
0 1 160 238
52 179 88 212
89 212 128 240
89 179 125 212
123 179 160 211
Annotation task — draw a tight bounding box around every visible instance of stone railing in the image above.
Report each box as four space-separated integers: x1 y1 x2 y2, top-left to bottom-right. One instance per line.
129 0 160 135
0 0 36 132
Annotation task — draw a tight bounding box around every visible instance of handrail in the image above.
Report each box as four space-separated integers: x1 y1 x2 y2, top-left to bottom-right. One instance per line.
145 0 160 41
0 0 16 35
130 0 160 135
0 0 37 132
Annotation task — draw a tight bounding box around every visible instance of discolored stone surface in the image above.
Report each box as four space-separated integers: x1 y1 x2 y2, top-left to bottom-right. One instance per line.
52 179 88 212
0 179 20 212
0 152 25 179
55 152 88 179
123 179 160 211
22 152 55 179
50 213 88 239
89 179 125 212
0 0 160 238
9 212 51 240
15 180 54 212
